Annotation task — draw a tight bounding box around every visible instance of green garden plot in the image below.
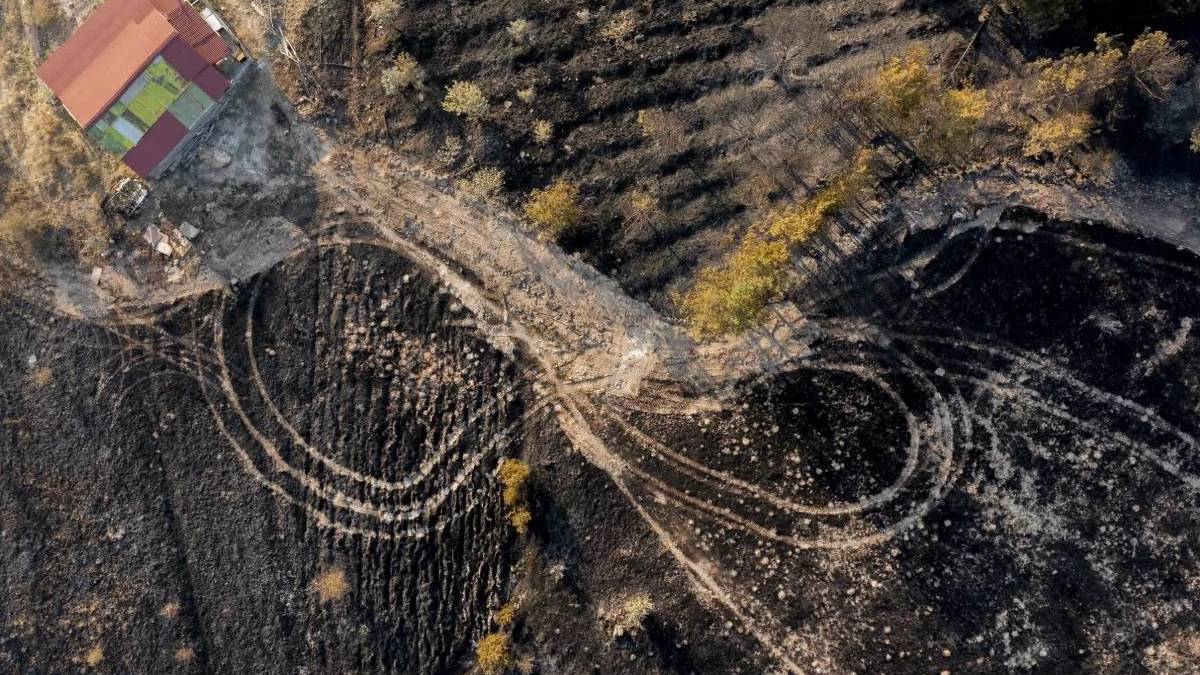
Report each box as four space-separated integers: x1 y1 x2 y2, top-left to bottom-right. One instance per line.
123 57 188 129
85 57 194 157
88 123 136 154
167 83 215 129
87 103 140 155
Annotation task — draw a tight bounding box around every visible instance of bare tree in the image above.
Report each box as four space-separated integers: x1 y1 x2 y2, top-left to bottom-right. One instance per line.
742 6 831 93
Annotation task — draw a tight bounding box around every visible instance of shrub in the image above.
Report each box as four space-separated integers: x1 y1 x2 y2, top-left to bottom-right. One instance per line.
508 508 532 534
381 52 422 95
768 150 873 244
498 459 533 534
507 18 532 41
941 87 989 133
601 592 654 638
523 180 581 239
436 135 463 166
600 9 637 44
531 119 553 145
681 152 874 337
495 602 518 627
498 458 530 506
1024 111 1094 157
367 0 402 24
680 235 790 337
442 81 488 120
873 46 933 122
1128 31 1192 100
311 568 350 602
629 190 658 216
1032 35 1125 110
475 633 513 675
29 366 52 388
636 109 659 137
462 167 504 201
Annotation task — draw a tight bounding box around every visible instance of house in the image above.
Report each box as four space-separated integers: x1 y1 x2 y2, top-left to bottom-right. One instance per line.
36 0 246 178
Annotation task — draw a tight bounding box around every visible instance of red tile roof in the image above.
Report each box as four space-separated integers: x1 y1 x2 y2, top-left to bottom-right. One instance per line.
167 4 231 63
122 111 188 177
160 34 207 79
193 64 231 100
36 0 228 128
193 32 231 64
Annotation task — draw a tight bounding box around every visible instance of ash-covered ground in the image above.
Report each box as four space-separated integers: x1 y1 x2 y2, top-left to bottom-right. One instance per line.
0 242 750 674
589 215 1200 673
4 215 1200 674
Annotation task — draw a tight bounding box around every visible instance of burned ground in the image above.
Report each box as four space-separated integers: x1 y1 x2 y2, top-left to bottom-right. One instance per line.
282 0 973 309
7 0 1200 672
7 213 1200 673
584 216 1200 672
0 240 755 674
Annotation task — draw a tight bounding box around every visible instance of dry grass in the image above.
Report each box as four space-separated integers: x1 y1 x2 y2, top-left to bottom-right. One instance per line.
83 645 104 667
173 645 196 663
28 366 52 388
160 602 181 619
30 0 59 28
312 568 350 602
0 26 125 272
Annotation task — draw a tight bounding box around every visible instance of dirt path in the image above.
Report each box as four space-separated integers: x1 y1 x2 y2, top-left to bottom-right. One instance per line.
312 150 820 404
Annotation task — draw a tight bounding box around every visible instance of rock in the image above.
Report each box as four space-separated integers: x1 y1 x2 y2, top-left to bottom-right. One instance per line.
91 267 102 284
202 147 233 168
143 224 164 248
180 222 201 239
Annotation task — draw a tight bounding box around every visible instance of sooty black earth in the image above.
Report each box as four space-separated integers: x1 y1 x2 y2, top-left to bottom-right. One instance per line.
0 243 532 673
5 221 1200 673
598 217 1200 672
0 242 751 674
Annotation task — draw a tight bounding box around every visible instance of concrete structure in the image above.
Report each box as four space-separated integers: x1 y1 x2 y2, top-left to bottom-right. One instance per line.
36 0 244 178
